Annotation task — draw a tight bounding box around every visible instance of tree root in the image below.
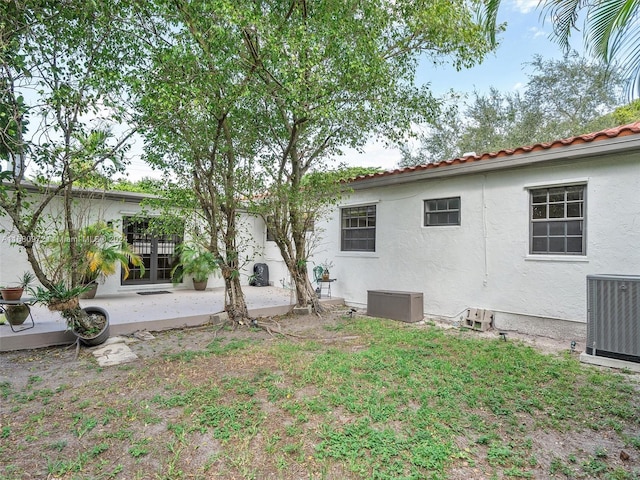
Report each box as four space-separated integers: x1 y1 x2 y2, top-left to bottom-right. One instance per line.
253 317 308 339
211 315 308 340
64 337 81 360
212 319 233 339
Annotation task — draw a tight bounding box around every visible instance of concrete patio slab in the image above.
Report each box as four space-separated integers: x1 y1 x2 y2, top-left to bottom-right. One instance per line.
0 286 343 352
579 352 640 373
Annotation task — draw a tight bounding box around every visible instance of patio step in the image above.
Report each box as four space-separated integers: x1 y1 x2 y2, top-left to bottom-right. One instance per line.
0 287 343 352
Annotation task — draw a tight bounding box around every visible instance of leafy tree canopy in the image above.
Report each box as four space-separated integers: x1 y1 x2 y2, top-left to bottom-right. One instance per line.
610 98 640 125
130 0 503 312
0 0 142 291
400 53 626 166
110 177 166 195
302 166 383 187
540 0 640 98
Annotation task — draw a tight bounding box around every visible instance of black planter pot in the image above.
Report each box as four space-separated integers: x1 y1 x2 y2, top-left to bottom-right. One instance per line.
74 306 110 347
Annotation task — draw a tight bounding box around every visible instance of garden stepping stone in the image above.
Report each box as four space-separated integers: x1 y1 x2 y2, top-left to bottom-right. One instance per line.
92 339 138 367
133 330 155 341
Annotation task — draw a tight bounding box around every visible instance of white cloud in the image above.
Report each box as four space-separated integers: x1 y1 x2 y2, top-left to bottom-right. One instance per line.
512 81 526 92
528 26 546 39
511 0 539 14
340 142 401 171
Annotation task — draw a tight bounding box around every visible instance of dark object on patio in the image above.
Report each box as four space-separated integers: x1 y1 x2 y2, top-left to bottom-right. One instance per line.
137 291 172 295
250 263 269 287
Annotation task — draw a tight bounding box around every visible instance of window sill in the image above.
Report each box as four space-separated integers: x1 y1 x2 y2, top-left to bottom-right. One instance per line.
421 224 461 229
525 255 588 263
336 252 379 259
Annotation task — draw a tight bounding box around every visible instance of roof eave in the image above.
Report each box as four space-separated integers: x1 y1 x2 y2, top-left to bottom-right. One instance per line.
349 134 640 191
1 181 156 203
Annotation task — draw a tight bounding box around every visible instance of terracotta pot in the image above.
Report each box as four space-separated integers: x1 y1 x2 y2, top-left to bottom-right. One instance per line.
1 287 24 301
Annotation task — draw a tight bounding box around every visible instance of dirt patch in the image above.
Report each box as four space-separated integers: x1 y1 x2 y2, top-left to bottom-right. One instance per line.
1 305 639 479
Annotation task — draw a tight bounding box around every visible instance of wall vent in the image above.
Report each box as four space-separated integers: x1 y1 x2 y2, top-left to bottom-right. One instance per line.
586 275 640 363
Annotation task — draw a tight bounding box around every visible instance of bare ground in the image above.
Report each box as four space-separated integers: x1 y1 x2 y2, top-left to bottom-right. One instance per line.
1 305 639 479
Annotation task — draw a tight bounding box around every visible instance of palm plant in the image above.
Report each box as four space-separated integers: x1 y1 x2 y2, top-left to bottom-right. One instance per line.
80 222 145 284
171 243 219 286
42 220 143 287
33 221 143 337
542 0 640 98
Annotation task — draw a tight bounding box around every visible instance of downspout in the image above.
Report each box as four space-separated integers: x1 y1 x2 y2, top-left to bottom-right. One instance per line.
482 174 488 286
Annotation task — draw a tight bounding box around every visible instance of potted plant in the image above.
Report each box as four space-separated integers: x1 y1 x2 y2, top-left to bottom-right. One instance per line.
1 272 35 301
47 221 144 299
171 243 219 290
320 260 334 282
78 221 144 298
31 282 110 346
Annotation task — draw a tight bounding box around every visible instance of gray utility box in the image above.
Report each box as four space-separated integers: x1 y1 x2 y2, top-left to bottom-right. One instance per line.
367 290 424 323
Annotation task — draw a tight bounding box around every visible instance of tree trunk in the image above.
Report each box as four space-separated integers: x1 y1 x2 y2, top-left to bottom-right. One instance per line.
222 268 249 324
61 307 94 333
290 262 323 313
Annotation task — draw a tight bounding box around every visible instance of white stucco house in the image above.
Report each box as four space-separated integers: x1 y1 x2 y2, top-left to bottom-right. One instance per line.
0 188 271 296
2 122 640 348
308 122 640 342
0 189 188 295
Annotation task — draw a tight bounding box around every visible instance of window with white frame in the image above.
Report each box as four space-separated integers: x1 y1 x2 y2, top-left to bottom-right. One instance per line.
530 184 585 255
424 197 461 226
341 205 376 252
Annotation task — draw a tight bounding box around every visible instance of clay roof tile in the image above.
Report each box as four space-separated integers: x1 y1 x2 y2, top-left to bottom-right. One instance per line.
351 122 640 183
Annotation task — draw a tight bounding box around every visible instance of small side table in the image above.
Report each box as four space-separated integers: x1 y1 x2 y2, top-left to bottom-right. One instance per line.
317 279 336 299
0 297 36 332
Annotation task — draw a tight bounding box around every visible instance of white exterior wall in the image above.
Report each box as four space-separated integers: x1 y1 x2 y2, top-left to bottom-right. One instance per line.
0 194 177 294
0 195 290 295
238 214 289 287
2 136 638 341
0 228 33 287
242 215 311 290
311 152 640 337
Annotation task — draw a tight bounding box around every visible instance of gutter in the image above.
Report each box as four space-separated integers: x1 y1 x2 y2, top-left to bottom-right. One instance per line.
1 181 156 203
349 134 640 191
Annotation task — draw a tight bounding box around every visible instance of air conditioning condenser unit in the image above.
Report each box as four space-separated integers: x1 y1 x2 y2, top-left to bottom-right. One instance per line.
586 274 640 363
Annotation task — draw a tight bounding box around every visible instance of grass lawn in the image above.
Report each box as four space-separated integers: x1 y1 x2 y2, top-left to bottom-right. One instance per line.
1 309 639 479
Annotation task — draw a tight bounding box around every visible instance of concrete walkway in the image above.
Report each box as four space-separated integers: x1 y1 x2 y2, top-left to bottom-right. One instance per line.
0 286 342 352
